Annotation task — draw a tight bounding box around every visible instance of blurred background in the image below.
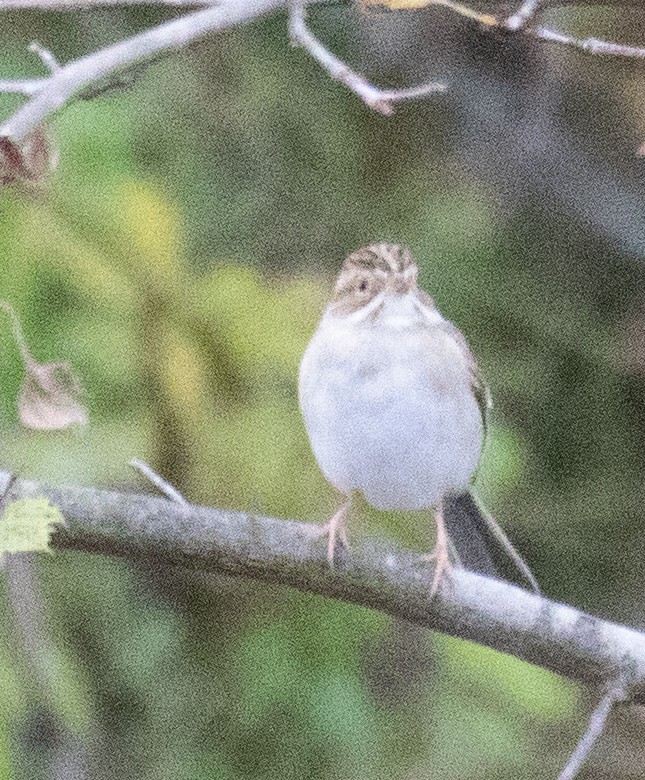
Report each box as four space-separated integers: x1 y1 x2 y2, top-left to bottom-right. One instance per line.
1 1 645 777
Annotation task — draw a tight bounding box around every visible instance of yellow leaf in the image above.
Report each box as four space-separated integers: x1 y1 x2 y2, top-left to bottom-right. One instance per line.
363 0 429 7
118 180 182 280
0 498 65 555
159 325 207 428
362 0 497 25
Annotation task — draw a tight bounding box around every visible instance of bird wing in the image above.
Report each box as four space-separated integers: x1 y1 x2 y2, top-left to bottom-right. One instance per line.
435 322 540 594
438 319 491 437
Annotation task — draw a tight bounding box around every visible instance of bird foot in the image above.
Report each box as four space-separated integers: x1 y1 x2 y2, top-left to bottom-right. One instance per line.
419 505 453 597
422 542 454 598
309 504 350 566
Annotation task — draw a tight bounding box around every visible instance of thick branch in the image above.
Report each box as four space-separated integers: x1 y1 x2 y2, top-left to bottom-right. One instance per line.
5 471 645 705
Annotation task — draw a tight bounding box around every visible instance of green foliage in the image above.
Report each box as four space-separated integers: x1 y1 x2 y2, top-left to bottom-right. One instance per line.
0 499 64 555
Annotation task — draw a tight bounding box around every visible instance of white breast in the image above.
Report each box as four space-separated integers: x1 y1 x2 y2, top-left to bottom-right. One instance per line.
299 295 484 510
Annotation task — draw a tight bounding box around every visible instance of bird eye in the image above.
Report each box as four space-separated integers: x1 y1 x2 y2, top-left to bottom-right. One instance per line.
358 279 368 292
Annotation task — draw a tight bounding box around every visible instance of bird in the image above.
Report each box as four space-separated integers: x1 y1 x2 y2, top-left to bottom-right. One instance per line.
298 242 539 595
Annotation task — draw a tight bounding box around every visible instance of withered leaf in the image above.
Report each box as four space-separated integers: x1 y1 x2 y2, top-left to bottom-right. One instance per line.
0 126 57 186
19 359 88 430
0 300 88 430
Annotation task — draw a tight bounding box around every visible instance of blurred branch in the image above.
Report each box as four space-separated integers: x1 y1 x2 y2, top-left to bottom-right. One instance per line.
0 0 213 6
530 26 645 57
1 475 96 780
5 555 94 780
1 0 645 141
289 0 445 116
0 78 46 95
557 682 628 780
505 0 540 31
28 40 61 73
6 471 645 707
0 0 638 6
0 0 286 141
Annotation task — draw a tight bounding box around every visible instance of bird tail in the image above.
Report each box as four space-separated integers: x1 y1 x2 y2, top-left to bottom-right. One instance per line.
442 490 541 594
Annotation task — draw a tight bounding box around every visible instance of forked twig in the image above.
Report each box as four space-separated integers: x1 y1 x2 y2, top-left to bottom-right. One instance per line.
289 0 446 116
0 0 284 142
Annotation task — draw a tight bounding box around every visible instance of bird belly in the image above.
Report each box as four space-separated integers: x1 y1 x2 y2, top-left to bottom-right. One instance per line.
299 318 484 510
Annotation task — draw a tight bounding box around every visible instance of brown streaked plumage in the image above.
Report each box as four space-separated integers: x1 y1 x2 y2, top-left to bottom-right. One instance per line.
330 242 420 316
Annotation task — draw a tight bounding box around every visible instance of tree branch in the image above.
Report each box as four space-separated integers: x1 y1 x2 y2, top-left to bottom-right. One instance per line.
515 0 643 11
2 0 645 142
531 26 645 58
0 0 286 142
0 0 213 7
557 682 629 780
0 0 639 6
0 78 46 95
5 470 645 706
289 0 445 115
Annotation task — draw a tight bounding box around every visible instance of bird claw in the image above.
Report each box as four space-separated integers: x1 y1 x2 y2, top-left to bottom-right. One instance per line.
418 506 454 597
309 503 350 567
424 543 453 597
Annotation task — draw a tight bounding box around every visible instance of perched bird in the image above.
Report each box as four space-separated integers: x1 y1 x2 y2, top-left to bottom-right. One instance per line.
299 242 539 595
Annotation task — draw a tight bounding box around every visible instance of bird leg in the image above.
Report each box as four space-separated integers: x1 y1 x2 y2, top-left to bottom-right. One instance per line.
309 498 351 566
425 504 453 597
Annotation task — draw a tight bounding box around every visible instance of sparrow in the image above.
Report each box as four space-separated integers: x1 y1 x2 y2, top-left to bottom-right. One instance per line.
298 242 539 595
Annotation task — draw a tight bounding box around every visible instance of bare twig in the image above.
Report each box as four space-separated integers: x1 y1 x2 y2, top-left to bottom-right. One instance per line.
414 0 645 62
0 300 33 365
2 469 645 706
532 26 645 58
0 0 213 6
0 0 286 141
505 0 540 31
557 682 629 780
29 41 61 73
129 459 189 505
0 78 46 95
510 0 644 10
1 0 645 141
289 0 445 116
501 0 645 57
0 0 639 8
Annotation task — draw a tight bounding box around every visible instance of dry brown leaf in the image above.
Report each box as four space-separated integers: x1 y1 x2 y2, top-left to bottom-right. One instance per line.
19 360 88 430
0 301 88 430
0 126 58 186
